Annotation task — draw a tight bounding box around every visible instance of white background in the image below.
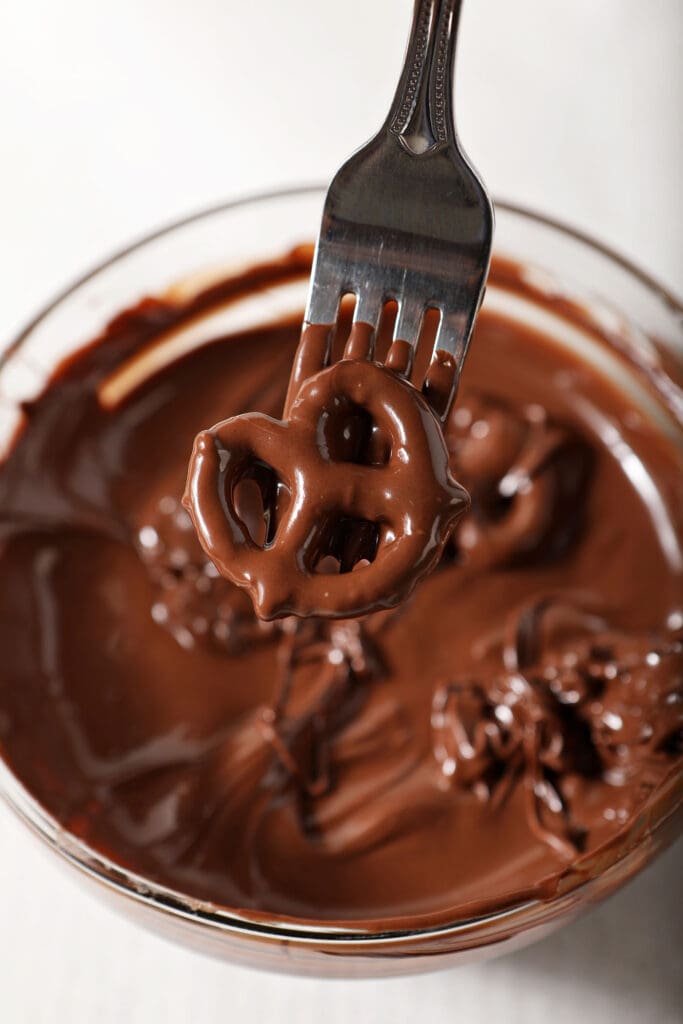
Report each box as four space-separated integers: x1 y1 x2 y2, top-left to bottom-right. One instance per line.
0 1 681 1020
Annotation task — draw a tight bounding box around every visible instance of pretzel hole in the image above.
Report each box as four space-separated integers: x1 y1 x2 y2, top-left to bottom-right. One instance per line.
232 461 290 548
319 399 391 466
311 515 380 576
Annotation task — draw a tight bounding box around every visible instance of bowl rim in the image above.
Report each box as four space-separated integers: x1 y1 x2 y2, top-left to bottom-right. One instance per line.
3 187 682 376
1 185 681 949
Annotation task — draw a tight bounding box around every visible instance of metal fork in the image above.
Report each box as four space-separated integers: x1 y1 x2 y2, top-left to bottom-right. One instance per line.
292 0 493 417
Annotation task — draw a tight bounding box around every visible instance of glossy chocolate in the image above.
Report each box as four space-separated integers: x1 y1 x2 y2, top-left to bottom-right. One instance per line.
184 345 468 619
0 253 681 930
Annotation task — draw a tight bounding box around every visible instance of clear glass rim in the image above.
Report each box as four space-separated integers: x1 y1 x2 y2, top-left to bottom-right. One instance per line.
3 186 682 376
1 185 681 949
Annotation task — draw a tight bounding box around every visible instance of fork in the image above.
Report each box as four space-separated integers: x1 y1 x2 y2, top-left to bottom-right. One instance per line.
285 0 493 420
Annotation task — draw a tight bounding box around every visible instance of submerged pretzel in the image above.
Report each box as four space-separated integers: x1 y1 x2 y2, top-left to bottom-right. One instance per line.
184 360 468 619
448 396 590 568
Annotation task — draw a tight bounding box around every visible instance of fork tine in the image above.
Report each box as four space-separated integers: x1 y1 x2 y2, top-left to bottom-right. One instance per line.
385 338 414 377
344 290 383 360
393 298 425 348
344 321 375 361
434 308 471 368
352 290 383 333
284 322 333 415
305 275 342 327
422 349 458 420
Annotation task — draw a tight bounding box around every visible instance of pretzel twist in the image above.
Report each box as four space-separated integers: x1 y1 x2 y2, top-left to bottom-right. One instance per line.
185 360 468 619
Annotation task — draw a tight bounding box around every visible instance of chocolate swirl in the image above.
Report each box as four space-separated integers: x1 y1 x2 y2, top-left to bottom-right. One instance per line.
432 596 682 858
446 395 591 567
135 494 278 653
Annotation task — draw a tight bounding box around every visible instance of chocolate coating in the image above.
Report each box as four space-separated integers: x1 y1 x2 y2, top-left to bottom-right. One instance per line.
0 253 681 930
184 355 468 618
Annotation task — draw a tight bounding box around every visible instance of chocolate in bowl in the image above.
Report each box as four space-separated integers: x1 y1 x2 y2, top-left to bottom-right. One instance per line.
0 190 681 977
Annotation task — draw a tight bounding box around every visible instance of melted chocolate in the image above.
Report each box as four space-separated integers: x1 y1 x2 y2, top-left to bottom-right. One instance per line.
0 253 681 930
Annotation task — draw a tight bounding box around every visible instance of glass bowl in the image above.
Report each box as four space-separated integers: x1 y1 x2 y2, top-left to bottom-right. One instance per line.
0 188 681 977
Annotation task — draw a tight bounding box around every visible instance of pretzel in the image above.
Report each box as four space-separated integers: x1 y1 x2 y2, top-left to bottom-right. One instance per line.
184 359 468 619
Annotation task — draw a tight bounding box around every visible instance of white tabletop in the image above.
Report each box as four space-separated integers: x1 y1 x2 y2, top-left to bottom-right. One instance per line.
0 1 681 1020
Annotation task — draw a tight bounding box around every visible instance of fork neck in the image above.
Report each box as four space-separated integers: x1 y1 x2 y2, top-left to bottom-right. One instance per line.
387 0 463 156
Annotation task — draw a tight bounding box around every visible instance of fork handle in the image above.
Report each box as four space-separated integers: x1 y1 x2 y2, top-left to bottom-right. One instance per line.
388 0 462 155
